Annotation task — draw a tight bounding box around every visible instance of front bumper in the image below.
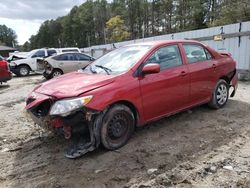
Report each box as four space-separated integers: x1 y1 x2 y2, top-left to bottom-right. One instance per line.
9 65 19 75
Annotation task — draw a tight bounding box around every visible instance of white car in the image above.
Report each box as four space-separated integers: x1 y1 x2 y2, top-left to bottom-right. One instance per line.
57 47 81 53
9 48 57 76
40 52 95 79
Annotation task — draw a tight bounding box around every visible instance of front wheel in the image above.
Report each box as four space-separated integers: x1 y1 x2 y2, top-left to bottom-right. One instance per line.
209 79 229 109
17 65 30 76
100 105 135 150
51 69 63 78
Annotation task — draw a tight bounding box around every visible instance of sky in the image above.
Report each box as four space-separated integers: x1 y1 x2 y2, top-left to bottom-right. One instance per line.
0 0 83 45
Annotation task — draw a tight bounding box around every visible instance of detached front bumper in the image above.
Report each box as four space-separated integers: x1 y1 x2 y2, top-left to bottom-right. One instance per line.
229 70 238 97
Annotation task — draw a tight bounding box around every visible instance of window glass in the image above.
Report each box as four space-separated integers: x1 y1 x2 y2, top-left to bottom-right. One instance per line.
54 54 76 61
82 45 152 75
32 50 45 58
145 45 182 70
183 44 210 63
76 53 91 61
0 55 3 60
48 50 57 56
62 49 78 53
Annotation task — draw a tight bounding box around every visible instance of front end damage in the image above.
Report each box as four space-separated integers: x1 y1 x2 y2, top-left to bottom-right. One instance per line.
26 92 103 159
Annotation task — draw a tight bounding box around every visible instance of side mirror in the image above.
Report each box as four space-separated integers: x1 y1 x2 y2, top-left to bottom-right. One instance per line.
142 63 160 75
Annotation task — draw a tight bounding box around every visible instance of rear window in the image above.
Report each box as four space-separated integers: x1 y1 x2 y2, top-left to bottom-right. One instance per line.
183 44 212 63
76 53 91 61
62 49 79 53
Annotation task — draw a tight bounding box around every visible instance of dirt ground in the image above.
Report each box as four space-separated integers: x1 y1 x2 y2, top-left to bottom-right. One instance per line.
0 75 250 188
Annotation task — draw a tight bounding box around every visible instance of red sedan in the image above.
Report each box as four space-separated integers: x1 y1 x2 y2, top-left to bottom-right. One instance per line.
26 40 237 158
0 55 12 83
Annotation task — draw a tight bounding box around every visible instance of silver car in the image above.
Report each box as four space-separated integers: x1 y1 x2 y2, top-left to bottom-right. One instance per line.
40 52 95 79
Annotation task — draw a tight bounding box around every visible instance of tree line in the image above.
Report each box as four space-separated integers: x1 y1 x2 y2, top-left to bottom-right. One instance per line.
0 25 18 47
20 0 250 51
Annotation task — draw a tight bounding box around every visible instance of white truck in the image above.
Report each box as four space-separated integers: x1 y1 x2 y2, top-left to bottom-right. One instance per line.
9 47 81 76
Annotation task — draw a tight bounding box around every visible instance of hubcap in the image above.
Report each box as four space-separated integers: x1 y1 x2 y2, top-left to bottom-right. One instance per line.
216 84 228 105
20 67 28 76
53 71 62 77
107 114 128 140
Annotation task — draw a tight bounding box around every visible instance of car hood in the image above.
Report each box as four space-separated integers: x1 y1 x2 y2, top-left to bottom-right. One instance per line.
35 72 116 98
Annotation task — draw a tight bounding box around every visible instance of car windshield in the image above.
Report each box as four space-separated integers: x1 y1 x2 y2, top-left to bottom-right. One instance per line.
81 45 152 75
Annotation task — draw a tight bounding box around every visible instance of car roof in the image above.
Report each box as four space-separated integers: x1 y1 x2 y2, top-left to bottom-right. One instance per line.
126 40 202 47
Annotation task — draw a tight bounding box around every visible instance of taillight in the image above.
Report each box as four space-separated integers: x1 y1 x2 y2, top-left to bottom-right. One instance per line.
3 61 10 71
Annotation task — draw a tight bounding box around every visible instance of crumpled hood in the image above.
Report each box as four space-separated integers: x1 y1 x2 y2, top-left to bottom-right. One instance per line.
35 72 116 98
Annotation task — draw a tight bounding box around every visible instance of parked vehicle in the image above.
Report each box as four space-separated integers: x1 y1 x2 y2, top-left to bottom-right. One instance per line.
57 47 81 53
38 52 95 79
0 55 12 83
9 48 57 76
25 40 238 159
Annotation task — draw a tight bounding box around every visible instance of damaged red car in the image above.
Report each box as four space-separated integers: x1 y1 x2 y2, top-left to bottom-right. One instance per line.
26 40 238 158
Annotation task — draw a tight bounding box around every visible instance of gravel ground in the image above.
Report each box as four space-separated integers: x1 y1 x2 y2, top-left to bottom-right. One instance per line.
0 75 250 188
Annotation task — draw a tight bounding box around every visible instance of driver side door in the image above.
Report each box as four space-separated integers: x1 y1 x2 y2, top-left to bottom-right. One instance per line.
139 44 190 122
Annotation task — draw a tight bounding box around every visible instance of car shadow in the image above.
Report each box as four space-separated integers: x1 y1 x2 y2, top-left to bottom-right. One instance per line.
6 99 250 187
0 84 10 90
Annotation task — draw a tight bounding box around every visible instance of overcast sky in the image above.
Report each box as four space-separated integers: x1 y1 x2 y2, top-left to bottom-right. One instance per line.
0 0 83 45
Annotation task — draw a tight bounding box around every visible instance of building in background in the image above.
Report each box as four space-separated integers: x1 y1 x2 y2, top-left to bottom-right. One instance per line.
0 46 16 58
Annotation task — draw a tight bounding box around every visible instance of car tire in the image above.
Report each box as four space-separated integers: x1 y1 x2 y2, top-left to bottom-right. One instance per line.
17 65 30 77
43 72 52 80
100 104 135 150
51 69 63 78
208 79 229 109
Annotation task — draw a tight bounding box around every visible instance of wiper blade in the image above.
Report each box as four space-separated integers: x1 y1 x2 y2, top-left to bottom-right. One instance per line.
95 65 112 75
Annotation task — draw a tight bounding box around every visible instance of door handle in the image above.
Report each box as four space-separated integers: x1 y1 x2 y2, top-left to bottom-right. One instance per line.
180 71 187 77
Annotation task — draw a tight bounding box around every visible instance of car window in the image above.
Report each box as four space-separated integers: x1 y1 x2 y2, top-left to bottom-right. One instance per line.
0 55 3 60
145 45 182 70
54 54 76 61
183 44 212 63
76 53 91 61
48 50 57 56
62 49 78 53
32 50 45 58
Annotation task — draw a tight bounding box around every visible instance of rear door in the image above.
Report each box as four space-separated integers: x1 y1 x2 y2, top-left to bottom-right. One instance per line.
139 44 190 122
75 53 92 69
56 53 79 73
182 43 217 105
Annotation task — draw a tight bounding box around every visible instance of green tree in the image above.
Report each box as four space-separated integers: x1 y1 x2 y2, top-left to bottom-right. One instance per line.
0 25 18 47
106 15 130 42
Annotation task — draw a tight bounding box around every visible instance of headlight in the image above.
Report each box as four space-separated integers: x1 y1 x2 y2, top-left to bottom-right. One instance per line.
9 62 17 66
49 95 93 117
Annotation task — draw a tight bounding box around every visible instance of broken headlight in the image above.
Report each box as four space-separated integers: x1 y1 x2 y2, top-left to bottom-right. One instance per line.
49 96 93 117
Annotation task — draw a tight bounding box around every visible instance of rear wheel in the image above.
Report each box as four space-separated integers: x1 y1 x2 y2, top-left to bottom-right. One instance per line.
51 69 63 78
100 105 135 150
17 65 30 76
209 79 229 109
